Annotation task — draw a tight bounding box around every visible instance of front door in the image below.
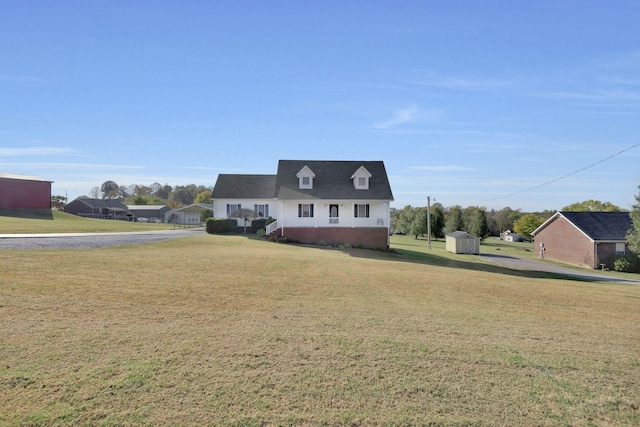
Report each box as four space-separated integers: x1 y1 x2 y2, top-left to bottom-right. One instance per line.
329 204 339 224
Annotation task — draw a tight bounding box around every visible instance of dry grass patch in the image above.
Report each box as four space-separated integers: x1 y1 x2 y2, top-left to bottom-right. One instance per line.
1 235 639 425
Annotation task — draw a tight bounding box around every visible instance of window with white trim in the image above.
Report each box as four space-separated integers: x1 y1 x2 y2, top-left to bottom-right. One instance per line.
254 204 269 218
615 242 626 255
354 204 370 218
298 203 314 218
226 204 241 215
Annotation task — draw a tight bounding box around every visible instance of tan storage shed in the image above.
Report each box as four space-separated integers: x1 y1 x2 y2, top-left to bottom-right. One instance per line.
446 231 480 254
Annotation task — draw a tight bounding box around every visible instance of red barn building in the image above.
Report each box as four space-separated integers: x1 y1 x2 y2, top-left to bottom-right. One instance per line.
0 172 53 209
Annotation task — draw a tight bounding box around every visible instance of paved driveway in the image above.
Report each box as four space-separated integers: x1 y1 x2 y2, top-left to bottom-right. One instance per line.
0 228 203 250
481 253 640 284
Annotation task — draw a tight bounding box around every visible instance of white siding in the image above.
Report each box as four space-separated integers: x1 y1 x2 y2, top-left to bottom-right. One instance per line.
278 200 390 228
212 198 277 226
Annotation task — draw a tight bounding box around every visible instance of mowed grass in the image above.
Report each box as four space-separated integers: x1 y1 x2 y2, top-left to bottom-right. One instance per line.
1 234 639 426
0 209 173 233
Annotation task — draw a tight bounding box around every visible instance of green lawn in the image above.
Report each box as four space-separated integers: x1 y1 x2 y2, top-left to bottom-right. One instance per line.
1 233 639 425
0 209 173 233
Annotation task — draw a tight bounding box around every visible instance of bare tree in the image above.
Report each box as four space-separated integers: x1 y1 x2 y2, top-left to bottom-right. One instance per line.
229 208 256 233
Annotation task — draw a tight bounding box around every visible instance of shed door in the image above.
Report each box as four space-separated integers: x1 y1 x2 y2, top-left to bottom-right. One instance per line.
461 238 476 254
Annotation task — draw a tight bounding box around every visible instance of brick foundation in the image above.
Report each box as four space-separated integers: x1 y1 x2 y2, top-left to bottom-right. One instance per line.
273 227 390 250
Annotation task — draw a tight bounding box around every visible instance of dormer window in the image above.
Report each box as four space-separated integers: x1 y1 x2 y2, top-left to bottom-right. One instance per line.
351 166 372 190
296 165 315 189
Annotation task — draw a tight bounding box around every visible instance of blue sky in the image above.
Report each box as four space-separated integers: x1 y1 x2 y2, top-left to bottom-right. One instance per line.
1 1 639 212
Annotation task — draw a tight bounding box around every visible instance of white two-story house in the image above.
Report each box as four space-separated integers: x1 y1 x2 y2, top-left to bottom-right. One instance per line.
211 160 394 249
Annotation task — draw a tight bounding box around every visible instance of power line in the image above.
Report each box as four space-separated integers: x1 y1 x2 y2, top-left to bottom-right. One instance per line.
480 142 640 203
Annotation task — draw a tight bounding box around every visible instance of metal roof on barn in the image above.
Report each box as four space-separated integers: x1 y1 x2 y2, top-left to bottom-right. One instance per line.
0 172 53 183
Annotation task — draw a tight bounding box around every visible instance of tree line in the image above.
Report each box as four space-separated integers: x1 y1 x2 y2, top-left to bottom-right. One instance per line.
391 199 629 242
51 180 214 210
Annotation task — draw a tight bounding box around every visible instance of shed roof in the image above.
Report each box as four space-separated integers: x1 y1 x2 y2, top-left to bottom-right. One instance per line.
275 160 394 200
533 211 633 241
211 175 277 199
446 231 478 239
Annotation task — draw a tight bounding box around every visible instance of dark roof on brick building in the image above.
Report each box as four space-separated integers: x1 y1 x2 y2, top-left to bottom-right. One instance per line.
533 211 633 241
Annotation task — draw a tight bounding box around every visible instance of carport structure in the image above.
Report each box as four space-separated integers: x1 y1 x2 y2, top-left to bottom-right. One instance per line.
165 203 214 227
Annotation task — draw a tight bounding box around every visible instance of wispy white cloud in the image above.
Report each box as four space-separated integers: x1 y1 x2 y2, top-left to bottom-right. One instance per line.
373 105 441 129
0 146 78 156
410 70 513 90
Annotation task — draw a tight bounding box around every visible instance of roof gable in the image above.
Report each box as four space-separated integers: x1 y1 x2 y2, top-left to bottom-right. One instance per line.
351 166 372 190
211 174 277 199
296 165 315 189
275 160 394 201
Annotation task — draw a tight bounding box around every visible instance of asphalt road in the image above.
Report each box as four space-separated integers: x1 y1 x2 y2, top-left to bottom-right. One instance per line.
0 228 203 250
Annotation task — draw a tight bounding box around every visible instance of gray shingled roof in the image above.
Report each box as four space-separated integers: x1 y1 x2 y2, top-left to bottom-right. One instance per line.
211 174 277 199
72 198 128 211
274 160 394 200
561 211 633 241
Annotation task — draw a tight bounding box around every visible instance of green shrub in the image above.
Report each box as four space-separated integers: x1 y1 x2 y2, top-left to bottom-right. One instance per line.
613 254 640 273
205 218 237 234
251 218 268 233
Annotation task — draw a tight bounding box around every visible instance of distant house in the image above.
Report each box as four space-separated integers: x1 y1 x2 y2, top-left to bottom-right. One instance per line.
127 205 170 221
211 160 394 249
446 231 480 254
503 230 525 242
165 203 214 225
531 211 633 269
64 198 130 220
0 172 53 209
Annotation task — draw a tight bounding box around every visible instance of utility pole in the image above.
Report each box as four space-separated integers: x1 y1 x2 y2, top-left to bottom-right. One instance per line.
427 196 432 250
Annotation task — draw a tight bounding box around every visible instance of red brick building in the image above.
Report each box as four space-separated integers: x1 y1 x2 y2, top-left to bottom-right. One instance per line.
532 212 633 269
0 172 53 209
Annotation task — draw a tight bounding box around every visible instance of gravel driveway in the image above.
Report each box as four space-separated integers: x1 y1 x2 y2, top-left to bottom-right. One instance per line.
0 228 203 250
481 253 640 284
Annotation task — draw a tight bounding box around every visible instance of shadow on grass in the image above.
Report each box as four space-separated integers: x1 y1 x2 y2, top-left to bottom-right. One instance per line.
243 234 588 282
0 209 54 220
377 246 588 281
